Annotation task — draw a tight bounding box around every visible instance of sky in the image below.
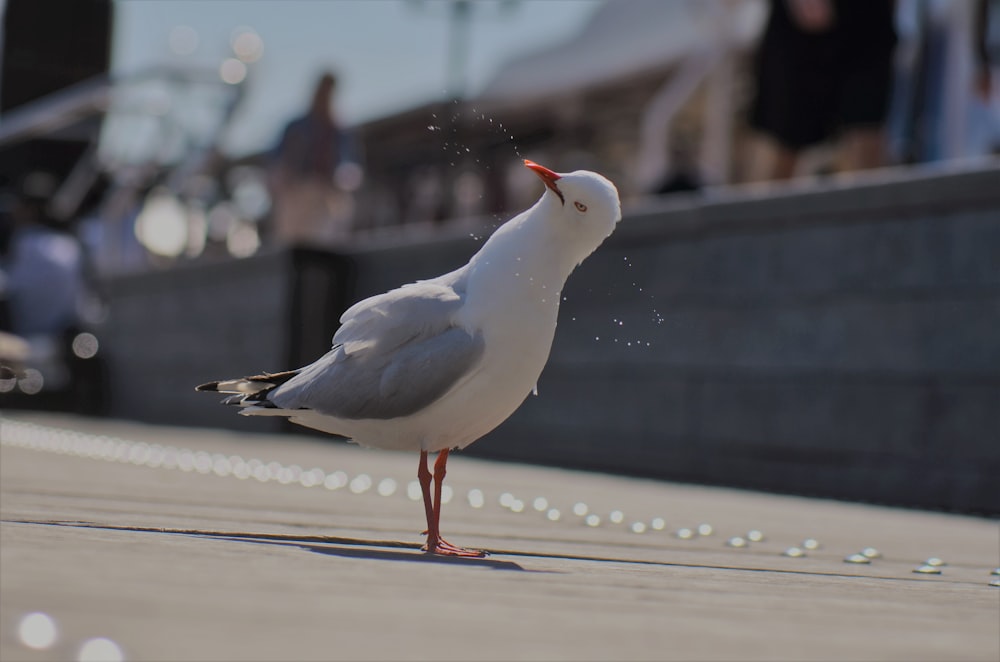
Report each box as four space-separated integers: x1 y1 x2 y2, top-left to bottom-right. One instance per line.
111 0 603 155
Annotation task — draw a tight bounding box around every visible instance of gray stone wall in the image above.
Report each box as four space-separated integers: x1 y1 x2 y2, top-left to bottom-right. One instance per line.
480 166 1000 513
103 250 293 432
101 164 1000 512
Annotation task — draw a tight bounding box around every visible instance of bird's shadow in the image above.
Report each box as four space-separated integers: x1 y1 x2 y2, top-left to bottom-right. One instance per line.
206 530 532 571
14 520 534 571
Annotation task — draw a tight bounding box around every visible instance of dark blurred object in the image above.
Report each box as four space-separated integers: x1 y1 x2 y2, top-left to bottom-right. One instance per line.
656 131 702 195
1 0 112 112
750 0 897 178
0 0 113 198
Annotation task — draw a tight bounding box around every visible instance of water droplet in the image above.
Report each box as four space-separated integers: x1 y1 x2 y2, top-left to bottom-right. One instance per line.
924 557 946 567
676 527 695 540
992 568 1000 576
572 502 589 517
861 547 881 559
650 517 666 531
747 529 765 542
609 510 624 524
630 522 647 534
726 536 748 548
585 514 601 527
407 480 422 501
499 492 514 507
783 546 806 558
697 523 714 536
546 508 561 522
802 538 821 550
844 553 871 564
532 496 548 512
510 499 525 513
467 488 485 508
913 564 942 575
990 578 1000 588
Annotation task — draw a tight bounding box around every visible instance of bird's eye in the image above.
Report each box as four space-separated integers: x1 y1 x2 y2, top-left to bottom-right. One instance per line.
574 201 587 212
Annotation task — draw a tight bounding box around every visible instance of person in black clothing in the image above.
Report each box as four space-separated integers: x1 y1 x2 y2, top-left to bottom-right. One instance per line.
749 0 898 179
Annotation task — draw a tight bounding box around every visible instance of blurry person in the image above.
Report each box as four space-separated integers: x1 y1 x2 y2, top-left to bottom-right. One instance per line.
0 173 85 338
0 172 108 412
749 0 898 179
268 71 363 246
891 0 998 163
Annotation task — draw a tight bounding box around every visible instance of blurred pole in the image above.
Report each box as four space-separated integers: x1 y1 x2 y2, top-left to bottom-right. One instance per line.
700 1 741 187
446 0 472 100
437 0 471 223
410 0 519 222
700 54 735 187
634 52 718 192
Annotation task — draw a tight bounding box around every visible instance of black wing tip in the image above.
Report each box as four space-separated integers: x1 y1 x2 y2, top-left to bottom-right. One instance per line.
195 370 299 394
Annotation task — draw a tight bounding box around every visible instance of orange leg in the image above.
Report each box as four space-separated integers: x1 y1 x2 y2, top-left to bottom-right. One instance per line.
417 451 436 545
417 449 486 557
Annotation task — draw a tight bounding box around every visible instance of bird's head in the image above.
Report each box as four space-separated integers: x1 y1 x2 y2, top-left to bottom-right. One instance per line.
524 160 621 250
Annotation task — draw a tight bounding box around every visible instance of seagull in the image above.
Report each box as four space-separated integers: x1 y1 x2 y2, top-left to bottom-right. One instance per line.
197 160 621 556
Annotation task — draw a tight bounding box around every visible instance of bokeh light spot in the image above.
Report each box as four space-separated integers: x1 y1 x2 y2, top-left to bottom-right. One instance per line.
220 58 247 85
18 612 57 650
71 333 99 359
78 637 124 662
18 369 44 395
168 25 199 55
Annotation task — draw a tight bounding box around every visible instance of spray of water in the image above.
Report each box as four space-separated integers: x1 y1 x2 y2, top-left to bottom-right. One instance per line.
427 110 658 347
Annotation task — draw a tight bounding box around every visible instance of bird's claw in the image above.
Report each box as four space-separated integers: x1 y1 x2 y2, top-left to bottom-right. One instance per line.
422 538 488 558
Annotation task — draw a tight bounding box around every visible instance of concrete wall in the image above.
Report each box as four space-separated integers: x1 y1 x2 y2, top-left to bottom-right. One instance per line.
101 163 1000 513
480 166 1000 514
103 249 353 432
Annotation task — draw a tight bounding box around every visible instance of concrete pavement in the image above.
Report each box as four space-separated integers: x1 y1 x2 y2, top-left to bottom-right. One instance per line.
1 412 997 661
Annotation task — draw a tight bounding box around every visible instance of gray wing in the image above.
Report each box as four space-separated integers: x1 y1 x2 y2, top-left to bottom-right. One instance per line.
332 267 468 355
268 269 484 420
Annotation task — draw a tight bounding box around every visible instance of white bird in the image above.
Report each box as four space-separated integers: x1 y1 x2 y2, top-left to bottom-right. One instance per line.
197 160 621 556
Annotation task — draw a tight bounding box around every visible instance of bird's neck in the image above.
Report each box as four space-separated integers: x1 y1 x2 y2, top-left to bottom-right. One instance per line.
470 202 577 295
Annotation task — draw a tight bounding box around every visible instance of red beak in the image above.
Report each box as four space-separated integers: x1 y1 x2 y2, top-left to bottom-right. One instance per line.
524 159 564 204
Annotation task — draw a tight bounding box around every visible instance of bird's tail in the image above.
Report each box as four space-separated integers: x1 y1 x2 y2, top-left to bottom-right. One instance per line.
195 370 300 407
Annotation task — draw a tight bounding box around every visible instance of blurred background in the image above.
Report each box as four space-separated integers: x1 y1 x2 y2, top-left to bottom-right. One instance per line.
1 0 998 512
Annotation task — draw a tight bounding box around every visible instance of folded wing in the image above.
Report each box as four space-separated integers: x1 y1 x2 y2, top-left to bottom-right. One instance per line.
268 272 484 420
